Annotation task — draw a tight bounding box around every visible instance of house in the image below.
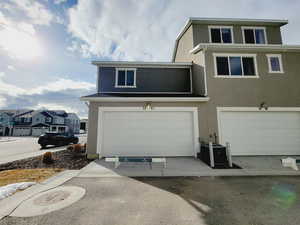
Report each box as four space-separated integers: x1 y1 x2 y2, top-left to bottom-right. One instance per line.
0 112 14 136
66 113 80 134
85 18 297 158
46 111 69 134
12 110 34 136
31 111 53 136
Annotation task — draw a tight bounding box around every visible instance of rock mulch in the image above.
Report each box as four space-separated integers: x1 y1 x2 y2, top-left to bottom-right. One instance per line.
0 149 93 172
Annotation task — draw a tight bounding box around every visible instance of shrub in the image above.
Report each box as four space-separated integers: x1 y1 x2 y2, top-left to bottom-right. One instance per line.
42 152 54 164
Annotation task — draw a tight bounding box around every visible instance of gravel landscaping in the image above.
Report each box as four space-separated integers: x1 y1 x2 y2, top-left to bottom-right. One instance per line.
0 149 93 172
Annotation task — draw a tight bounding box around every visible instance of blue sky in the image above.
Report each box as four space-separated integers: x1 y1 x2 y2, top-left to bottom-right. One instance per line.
0 0 300 117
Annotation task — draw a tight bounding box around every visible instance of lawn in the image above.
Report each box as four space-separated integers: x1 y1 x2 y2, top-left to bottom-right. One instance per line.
0 168 64 187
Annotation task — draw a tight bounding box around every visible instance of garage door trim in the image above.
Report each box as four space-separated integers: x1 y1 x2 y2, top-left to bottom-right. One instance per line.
97 107 199 157
217 107 300 152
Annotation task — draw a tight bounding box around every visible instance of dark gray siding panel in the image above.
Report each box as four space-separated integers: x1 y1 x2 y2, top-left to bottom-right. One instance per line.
98 67 191 93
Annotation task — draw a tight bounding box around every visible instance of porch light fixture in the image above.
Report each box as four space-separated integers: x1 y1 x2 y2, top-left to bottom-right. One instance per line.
259 102 268 110
143 102 153 111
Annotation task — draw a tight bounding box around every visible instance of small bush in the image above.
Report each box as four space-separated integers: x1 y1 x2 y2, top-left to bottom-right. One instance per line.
42 152 54 164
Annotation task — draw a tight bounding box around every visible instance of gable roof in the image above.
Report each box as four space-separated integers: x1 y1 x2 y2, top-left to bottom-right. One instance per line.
171 17 289 61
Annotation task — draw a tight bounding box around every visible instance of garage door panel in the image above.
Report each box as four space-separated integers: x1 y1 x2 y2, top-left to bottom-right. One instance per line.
100 110 196 157
219 110 300 155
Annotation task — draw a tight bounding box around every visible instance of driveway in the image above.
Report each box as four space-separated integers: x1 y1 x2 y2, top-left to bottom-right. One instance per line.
0 135 87 164
1 176 299 225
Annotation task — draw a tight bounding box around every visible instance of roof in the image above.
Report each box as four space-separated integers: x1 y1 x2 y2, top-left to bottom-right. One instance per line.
190 44 300 54
172 17 289 61
80 93 209 102
14 110 34 118
91 61 192 68
32 123 50 127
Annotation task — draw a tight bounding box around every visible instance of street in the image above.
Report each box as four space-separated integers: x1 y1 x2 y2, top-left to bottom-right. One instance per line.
0 135 87 164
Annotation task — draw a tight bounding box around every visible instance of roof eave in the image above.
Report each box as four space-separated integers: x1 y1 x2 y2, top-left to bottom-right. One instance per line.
80 96 210 102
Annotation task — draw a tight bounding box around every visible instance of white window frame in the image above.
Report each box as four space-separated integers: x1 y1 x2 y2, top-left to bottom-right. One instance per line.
241 26 268 45
115 68 137 88
266 54 284 74
208 26 234 44
213 53 259 78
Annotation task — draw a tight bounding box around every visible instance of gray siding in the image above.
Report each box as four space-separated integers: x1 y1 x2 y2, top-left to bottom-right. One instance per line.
98 67 191 93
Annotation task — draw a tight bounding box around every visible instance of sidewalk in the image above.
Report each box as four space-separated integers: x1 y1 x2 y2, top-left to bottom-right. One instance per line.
77 157 300 178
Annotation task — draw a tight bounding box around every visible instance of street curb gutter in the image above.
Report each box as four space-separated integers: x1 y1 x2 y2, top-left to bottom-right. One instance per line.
0 170 80 220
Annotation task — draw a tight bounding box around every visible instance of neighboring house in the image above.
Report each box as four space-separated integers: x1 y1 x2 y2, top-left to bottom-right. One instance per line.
13 110 34 136
66 113 80 134
31 111 53 136
81 18 300 159
47 111 68 134
0 112 14 136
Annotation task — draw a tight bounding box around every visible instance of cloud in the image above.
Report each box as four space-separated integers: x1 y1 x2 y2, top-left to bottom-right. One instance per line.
0 72 95 117
4 0 54 26
67 0 300 61
7 65 16 71
53 0 68 5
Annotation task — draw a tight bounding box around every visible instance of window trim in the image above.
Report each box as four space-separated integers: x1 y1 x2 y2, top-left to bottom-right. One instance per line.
208 26 234 44
266 54 284 74
241 26 268 45
115 68 137 88
213 53 259 78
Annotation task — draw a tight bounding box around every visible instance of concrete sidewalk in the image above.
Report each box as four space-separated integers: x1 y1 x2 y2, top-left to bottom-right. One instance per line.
0 170 80 220
77 157 300 178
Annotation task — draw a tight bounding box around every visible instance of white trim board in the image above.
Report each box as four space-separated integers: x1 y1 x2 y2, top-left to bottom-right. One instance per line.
97 107 200 158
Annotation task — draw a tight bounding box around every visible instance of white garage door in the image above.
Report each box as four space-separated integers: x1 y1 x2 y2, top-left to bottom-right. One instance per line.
98 107 199 157
218 109 300 155
13 127 31 136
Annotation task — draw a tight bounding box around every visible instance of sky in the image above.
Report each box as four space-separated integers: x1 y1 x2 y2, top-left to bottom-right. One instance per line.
0 0 300 118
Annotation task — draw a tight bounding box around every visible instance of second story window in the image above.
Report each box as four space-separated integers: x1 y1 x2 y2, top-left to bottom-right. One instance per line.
242 27 267 44
115 68 136 88
267 54 284 73
209 26 233 43
214 54 258 78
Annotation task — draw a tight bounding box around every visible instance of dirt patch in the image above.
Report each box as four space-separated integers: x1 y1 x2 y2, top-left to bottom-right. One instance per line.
0 149 93 172
0 168 63 187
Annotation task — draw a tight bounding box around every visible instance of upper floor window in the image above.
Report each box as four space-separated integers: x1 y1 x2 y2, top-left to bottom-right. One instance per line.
115 68 136 88
214 54 258 78
267 54 284 73
242 27 267 44
209 26 233 44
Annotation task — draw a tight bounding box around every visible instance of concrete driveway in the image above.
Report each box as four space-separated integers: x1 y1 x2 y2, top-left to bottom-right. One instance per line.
1 176 299 225
0 135 87 164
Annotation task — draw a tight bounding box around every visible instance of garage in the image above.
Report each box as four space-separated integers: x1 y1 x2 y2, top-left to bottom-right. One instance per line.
13 127 31 136
32 124 49 136
97 107 199 157
218 108 300 155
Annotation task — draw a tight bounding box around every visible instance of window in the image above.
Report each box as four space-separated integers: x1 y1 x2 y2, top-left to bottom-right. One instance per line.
214 54 258 77
209 26 233 43
242 27 267 44
115 68 136 88
267 54 284 73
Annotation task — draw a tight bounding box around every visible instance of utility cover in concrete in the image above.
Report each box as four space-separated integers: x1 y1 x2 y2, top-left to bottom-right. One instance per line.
11 186 85 217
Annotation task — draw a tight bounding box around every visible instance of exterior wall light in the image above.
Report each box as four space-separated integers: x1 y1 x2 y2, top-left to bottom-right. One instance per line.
259 102 268 110
143 102 153 111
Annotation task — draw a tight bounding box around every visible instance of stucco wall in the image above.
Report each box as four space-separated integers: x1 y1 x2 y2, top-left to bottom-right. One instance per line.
174 25 194 62
193 24 283 45
203 50 300 141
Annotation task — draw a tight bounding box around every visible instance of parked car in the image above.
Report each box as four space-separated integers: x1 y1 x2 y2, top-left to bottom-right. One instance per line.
38 132 79 149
